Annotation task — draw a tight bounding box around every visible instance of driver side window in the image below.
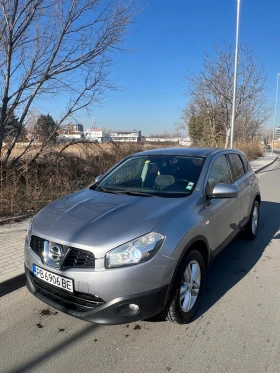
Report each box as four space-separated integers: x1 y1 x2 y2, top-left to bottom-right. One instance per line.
207 155 232 195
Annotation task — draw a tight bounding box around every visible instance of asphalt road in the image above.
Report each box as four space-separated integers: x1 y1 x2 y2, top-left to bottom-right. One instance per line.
1 159 280 373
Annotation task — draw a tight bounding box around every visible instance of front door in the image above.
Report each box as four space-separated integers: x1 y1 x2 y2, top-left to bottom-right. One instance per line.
205 154 240 251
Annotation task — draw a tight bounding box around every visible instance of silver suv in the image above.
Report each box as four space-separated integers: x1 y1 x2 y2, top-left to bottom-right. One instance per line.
24 148 260 325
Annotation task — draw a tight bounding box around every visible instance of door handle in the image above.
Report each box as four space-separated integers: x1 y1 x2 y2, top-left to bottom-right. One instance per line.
249 179 253 186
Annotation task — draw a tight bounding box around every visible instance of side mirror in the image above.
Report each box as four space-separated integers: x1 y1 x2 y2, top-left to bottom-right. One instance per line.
209 183 239 199
95 175 103 184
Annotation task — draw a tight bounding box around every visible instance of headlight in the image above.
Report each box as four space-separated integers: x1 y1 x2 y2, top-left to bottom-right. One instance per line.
105 232 165 269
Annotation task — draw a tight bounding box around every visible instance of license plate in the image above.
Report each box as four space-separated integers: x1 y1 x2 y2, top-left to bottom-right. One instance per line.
33 264 74 293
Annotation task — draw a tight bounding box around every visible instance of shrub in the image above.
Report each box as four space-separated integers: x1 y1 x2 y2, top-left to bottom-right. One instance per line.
235 141 263 161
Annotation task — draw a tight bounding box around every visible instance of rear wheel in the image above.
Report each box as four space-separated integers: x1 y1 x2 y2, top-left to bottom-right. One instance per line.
160 249 205 324
244 200 260 240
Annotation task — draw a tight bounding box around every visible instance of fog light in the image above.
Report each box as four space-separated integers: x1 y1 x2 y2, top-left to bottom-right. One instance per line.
116 303 140 317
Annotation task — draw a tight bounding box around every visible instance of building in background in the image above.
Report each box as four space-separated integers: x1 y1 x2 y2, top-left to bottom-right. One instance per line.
145 136 192 146
62 123 84 132
179 137 192 146
275 127 280 140
56 130 84 142
110 130 141 142
145 137 180 143
55 123 84 142
84 129 110 143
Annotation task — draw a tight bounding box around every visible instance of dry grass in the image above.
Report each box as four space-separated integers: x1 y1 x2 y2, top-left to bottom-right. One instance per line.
8 141 182 159
234 141 263 161
273 142 280 150
1 141 263 218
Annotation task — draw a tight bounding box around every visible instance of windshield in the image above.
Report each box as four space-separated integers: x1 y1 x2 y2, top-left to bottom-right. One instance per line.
94 155 204 198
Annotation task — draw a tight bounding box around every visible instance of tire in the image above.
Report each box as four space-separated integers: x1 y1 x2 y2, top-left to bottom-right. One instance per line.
160 249 205 324
244 200 260 240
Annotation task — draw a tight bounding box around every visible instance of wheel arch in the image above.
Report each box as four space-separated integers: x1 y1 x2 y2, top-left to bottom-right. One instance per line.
164 236 210 307
255 193 261 205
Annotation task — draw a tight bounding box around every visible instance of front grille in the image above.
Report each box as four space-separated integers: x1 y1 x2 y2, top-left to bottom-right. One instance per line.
63 248 95 269
29 235 95 269
30 271 104 312
30 235 44 256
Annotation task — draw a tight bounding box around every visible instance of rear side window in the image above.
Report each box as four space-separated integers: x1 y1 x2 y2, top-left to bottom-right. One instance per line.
228 154 245 181
207 155 232 194
240 154 249 172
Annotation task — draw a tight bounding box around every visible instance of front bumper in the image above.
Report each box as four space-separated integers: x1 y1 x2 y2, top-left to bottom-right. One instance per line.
25 266 168 325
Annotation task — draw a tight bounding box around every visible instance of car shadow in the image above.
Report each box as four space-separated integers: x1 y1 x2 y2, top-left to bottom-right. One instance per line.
192 200 280 321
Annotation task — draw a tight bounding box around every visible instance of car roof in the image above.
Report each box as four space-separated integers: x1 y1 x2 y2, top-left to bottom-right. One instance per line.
133 147 224 157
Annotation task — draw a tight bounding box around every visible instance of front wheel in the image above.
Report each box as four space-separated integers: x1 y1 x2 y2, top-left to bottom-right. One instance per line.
160 250 205 324
244 200 260 240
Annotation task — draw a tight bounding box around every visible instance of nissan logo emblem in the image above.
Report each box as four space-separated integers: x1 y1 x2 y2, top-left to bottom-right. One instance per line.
43 242 65 268
50 244 63 262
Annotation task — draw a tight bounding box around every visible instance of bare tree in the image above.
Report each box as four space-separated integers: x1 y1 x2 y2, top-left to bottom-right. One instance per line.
0 0 137 165
182 43 271 148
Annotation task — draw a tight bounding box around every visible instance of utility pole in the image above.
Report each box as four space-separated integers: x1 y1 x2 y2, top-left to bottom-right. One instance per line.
230 0 241 149
271 73 280 156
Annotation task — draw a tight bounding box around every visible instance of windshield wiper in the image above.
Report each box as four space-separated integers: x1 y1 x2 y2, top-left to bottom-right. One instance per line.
111 190 156 197
94 185 156 197
95 186 111 193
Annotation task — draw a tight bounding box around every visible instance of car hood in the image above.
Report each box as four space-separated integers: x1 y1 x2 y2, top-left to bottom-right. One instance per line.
32 189 187 258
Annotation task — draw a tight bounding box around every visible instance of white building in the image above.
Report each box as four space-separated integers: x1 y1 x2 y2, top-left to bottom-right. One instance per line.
56 130 84 141
179 137 192 146
145 137 180 143
84 130 110 143
110 130 141 142
145 137 192 146
62 123 84 132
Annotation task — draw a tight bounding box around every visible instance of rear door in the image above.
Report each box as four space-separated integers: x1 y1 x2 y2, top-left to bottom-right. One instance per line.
227 153 252 227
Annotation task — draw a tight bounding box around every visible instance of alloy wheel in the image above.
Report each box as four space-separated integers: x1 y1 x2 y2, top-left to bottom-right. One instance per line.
180 260 201 313
252 205 259 234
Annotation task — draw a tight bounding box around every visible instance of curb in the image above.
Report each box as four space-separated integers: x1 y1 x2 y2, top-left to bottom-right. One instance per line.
254 156 278 174
0 213 32 226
